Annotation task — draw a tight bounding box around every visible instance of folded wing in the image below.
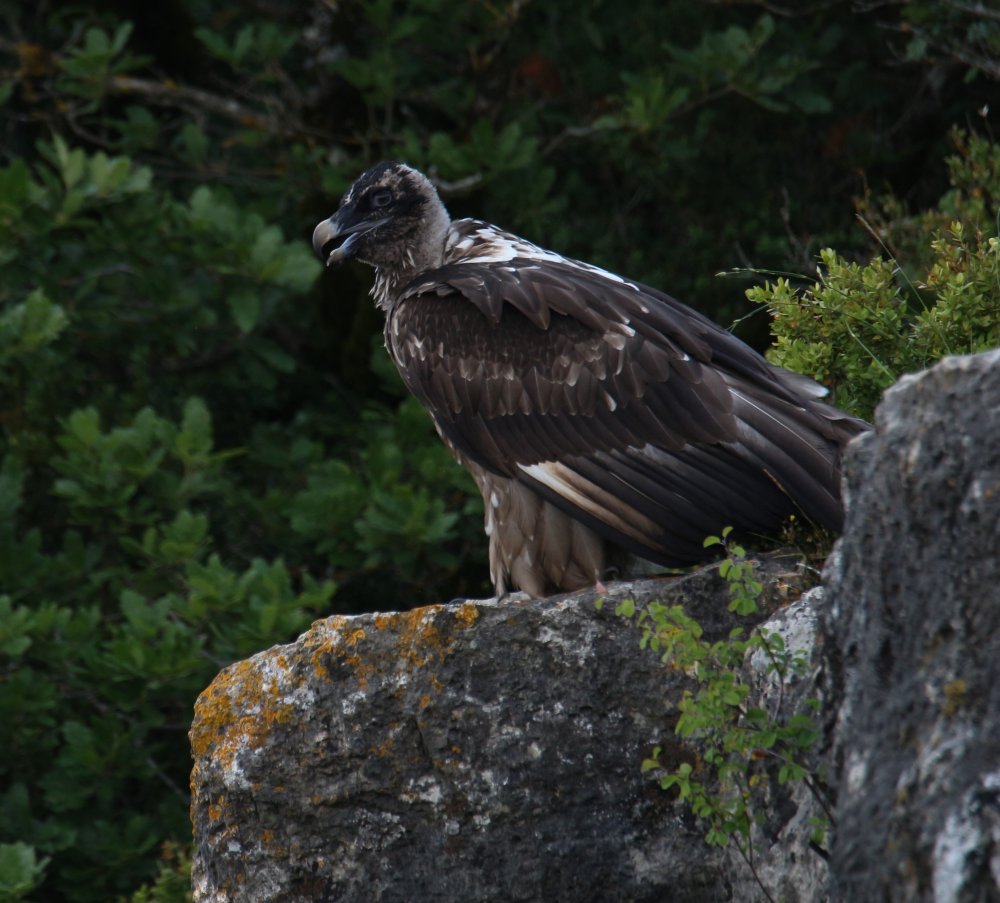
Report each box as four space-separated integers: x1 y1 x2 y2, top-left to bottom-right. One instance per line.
386 251 865 566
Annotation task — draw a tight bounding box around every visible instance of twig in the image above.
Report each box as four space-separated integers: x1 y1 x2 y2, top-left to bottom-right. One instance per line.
157 345 241 374
732 830 778 903
932 40 1000 81
700 0 840 15
941 0 1000 24
146 754 190 803
0 36 310 136
542 122 615 157
802 773 836 824
429 171 484 196
109 75 286 133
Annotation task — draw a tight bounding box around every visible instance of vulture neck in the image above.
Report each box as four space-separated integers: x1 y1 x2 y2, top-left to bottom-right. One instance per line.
371 194 452 312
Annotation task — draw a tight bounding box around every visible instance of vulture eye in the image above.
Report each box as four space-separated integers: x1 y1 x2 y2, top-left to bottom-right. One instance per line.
370 189 393 208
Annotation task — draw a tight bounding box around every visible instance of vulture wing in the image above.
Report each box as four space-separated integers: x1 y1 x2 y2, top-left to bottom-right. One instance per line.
386 238 861 566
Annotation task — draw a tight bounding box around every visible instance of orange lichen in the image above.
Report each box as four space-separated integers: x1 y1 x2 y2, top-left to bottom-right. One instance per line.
190 657 295 769
193 602 481 779
367 606 455 674
304 620 368 683
342 652 375 689
398 607 448 665
368 735 396 758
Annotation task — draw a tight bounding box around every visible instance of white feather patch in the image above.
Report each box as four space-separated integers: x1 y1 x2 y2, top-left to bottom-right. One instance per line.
447 222 642 292
518 461 658 544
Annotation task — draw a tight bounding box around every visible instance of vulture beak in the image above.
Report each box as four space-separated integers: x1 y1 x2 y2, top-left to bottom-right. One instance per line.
312 211 390 267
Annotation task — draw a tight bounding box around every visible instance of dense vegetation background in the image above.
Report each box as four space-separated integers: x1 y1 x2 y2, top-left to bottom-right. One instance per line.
0 1 997 899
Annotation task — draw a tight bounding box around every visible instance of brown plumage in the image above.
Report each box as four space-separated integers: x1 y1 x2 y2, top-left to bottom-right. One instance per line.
313 162 868 597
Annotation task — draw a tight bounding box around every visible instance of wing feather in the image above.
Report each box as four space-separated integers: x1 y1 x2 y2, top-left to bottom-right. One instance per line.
388 237 865 566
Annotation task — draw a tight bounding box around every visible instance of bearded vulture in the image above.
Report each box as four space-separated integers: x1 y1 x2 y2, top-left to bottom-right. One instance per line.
312 162 868 598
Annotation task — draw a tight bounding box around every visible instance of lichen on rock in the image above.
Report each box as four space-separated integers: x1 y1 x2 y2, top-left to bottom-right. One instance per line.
190 559 810 903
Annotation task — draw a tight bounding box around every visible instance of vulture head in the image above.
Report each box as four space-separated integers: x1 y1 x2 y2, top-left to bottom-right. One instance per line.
312 162 451 273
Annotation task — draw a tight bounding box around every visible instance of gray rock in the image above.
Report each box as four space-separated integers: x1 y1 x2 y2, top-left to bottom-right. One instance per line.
189 556 812 903
190 348 1000 902
721 586 832 903
824 349 1000 902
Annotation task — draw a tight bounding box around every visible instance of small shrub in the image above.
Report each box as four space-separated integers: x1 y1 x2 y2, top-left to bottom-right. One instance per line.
749 131 1000 420
125 843 192 903
0 402 334 901
612 529 828 902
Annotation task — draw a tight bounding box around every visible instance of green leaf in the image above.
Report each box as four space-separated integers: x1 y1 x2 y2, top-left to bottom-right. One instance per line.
249 338 295 373
756 731 777 749
227 289 260 333
233 25 256 64
0 842 49 897
177 122 209 164
905 36 928 62
0 596 33 656
615 597 636 618
177 397 213 460
0 289 69 359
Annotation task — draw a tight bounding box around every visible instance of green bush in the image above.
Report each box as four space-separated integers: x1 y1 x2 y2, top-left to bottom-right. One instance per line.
749 132 1000 419
0 400 334 901
126 843 191 903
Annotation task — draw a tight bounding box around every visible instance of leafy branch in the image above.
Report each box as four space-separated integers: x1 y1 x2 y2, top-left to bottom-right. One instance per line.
611 528 829 902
